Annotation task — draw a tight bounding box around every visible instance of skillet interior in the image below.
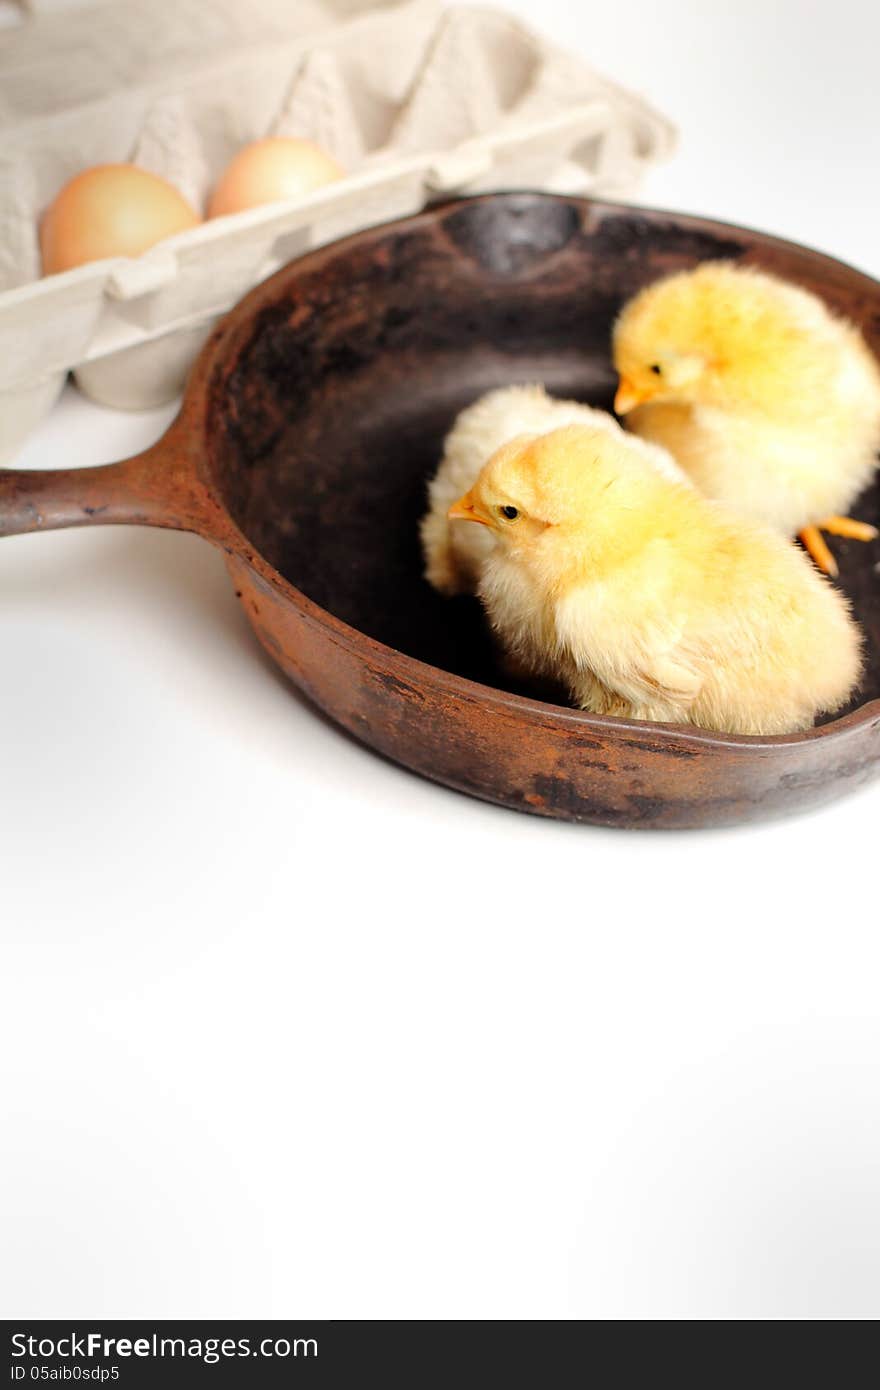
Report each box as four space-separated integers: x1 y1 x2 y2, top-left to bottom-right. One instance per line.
206 194 880 725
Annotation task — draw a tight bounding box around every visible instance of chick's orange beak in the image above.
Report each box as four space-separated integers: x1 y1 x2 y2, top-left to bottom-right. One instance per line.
448 491 490 526
614 376 646 415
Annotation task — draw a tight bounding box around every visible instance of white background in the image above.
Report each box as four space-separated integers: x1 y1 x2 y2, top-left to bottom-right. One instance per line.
2 0 880 1320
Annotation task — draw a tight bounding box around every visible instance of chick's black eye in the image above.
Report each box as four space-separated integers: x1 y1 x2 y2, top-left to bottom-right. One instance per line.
499 505 519 520
649 363 662 375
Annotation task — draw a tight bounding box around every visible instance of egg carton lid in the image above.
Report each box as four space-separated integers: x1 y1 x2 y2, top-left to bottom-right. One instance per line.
0 0 397 127
0 0 676 453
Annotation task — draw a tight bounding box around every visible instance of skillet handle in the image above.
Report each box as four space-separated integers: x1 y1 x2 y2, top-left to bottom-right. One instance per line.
0 425 227 543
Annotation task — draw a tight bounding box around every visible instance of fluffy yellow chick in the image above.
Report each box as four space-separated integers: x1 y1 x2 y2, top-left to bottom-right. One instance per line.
449 425 861 734
421 383 684 595
613 261 880 576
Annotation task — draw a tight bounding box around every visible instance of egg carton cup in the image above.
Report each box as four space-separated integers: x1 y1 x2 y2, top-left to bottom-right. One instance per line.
0 0 676 462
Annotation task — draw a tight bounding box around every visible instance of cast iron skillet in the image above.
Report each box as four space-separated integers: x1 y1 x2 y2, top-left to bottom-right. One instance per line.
2 193 880 828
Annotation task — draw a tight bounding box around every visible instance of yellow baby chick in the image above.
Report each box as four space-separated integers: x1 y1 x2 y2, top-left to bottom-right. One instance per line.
613 261 880 576
422 382 684 595
449 425 861 734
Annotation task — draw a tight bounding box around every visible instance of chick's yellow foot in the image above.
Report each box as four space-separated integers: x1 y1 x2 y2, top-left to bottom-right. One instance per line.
819 515 879 542
799 516 879 577
799 525 838 577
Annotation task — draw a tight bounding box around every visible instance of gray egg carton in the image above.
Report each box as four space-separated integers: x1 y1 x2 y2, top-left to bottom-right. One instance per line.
0 0 675 462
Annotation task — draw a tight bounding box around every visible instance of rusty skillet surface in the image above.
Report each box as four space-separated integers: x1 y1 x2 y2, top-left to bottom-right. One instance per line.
2 193 880 828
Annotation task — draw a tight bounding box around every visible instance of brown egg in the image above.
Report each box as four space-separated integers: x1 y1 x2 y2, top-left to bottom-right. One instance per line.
207 138 344 218
40 165 201 275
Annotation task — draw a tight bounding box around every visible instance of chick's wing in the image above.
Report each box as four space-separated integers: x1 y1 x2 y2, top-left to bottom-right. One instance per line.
553 561 704 710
